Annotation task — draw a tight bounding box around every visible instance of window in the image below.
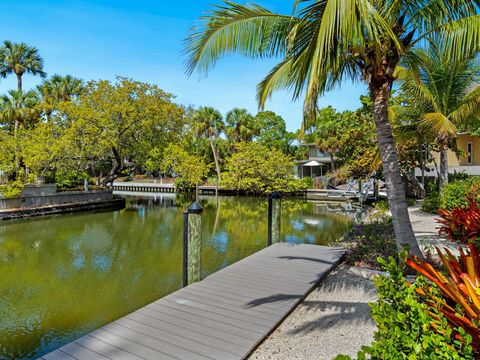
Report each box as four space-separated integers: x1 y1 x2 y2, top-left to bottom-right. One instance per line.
467 142 473 165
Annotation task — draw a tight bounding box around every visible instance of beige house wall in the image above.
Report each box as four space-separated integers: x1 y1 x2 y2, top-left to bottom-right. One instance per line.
429 134 480 167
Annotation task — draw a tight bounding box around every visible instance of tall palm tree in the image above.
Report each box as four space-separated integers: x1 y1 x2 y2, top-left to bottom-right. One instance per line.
0 90 39 131
192 106 225 188
37 74 84 104
399 47 480 192
0 41 45 133
0 41 46 94
184 0 480 257
225 108 258 143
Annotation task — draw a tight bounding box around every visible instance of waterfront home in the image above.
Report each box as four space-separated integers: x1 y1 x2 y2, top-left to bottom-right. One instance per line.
295 144 334 179
418 133 480 177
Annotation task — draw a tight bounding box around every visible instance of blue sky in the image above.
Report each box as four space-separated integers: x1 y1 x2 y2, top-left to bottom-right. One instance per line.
0 0 367 131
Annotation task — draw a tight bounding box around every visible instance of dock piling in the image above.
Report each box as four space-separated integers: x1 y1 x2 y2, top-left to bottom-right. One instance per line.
183 202 203 287
268 191 282 245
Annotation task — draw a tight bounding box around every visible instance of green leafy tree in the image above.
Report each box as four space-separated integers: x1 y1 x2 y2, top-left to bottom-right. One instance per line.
56 78 184 184
254 111 296 155
222 142 306 194
191 106 224 186
225 108 258 143
399 46 480 192
160 144 209 190
185 0 480 257
308 105 377 179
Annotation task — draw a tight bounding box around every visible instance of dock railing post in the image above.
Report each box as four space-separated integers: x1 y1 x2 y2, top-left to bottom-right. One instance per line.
268 191 282 246
183 202 203 287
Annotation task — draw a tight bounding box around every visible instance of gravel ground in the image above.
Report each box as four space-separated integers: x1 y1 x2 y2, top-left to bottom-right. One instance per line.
249 266 377 360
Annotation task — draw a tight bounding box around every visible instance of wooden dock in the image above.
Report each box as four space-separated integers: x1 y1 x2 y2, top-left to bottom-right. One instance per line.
41 243 344 360
111 182 223 195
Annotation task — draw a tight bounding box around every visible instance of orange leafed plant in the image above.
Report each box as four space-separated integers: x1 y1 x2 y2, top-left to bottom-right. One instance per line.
437 193 480 244
407 244 480 350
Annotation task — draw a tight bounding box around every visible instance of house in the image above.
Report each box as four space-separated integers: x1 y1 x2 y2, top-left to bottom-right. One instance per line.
295 144 334 179
418 133 480 177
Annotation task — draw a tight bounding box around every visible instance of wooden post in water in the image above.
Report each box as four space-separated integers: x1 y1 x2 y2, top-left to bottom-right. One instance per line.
183 202 203 287
268 191 282 245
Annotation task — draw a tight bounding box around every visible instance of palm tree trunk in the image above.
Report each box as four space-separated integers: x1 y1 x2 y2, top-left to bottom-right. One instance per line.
372 84 423 258
209 138 221 194
439 143 449 193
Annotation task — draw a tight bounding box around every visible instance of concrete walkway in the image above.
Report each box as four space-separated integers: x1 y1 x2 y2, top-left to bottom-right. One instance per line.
408 205 461 255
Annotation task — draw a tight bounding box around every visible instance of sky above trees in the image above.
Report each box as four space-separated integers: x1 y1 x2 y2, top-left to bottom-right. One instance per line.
0 0 366 131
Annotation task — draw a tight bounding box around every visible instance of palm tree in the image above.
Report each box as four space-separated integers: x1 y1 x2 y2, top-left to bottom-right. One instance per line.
225 108 258 143
37 74 84 104
399 47 480 192
0 41 46 94
0 90 39 131
192 106 225 190
0 41 45 133
184 0 480 257
37 74 84 119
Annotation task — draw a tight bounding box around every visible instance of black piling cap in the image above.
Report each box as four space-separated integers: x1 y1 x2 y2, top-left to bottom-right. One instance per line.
188 201 204 214
269 191 282 199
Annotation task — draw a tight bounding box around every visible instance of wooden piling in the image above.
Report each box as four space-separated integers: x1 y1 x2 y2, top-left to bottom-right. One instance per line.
183 202 203 286
268 192 282 245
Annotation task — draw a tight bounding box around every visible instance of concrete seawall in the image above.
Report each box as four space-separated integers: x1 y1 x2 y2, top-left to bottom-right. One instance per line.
0 190 125 220
0 190 115 210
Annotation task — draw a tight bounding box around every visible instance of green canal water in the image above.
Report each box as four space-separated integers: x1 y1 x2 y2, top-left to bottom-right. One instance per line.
0 194 360 359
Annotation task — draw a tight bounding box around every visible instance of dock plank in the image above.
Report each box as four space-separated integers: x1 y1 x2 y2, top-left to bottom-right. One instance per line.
41 243 344 359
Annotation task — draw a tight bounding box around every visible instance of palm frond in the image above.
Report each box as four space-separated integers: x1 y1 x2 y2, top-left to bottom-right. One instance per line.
420 112 457 137
184 1 298 76
426 15 480 58
300 0 403 117
450 85 480 123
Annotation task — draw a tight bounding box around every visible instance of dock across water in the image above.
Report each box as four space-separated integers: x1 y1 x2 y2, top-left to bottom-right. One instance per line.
41 243 345 360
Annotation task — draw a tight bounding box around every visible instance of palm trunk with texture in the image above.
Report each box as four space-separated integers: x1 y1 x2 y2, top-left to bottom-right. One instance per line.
372 84 423 258
439 144 449 193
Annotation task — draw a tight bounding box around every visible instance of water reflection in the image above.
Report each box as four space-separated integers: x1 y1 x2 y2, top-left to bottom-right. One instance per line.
0 194 359 359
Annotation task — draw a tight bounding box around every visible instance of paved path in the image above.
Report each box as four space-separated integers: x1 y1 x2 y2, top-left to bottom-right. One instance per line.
41 243 345 360
408 205 462 255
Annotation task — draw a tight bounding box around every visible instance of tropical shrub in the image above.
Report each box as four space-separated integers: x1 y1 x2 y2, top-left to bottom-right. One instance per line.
0 169 36 198
407 244 480 355
421 191 441 214
160 144 209 190
437 194 480 245
221 142 307 194
55 170 88 191
335 255 474 360
449 171 470 183
442 178 480 210
338 217 397 271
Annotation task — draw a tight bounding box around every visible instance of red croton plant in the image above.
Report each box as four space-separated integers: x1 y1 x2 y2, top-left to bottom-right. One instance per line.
407 244 480 352
437 193 480 244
